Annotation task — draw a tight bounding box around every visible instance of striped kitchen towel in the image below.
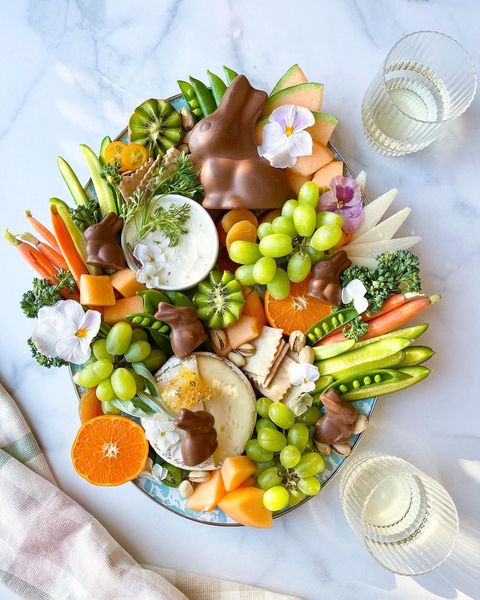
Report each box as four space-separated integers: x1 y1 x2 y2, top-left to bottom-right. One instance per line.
0 382 301 600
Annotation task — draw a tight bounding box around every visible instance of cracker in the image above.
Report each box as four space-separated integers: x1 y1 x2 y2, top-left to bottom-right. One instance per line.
263 341 289 387
249 356 296 402
243 326 284 380
118 157 154 199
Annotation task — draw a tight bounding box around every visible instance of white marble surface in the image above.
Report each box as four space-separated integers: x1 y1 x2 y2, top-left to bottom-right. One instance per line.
1 1 479 599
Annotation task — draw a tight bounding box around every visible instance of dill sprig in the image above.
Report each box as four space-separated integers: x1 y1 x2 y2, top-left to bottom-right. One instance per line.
137 202 191 247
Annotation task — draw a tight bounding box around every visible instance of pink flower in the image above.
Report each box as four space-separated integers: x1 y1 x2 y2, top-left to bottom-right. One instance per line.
318 176 363 233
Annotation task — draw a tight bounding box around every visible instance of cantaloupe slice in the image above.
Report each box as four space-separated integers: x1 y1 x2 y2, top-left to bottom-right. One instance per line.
226 314 260 349
286 171 311 195
80 275 115 307
110 269 146 298
186 469 225 512
262 83 324 116
243 289 266 330
218 487 272 528
239 476 256 487
221 456 256 492
289 142 334 176
308 112 338 145
103 295 144 325
271 64 308 95
312 160 344 187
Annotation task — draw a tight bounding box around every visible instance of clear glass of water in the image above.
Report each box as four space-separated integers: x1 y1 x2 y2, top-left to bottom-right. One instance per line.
362 31 477 156
340 453 459 575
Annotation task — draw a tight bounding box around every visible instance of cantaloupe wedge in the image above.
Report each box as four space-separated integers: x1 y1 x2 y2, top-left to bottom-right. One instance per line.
218 487 272 528
262 83 324 116
243 289 266 330
221 456 257 492
289 142 334 176
226 314 260 349
286 171 311 195
110 269 146 298
80 275 116 307
186 469 225 512
271 64 308 95
239 476 256 487
103 295 144 325
308 112 338 145
312 160 344 187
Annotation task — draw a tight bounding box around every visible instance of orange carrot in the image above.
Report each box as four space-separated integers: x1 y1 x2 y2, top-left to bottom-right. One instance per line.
50 206 88 286
362 293 426 322
4 228 58 281
25 210 60 252
18 232 69 271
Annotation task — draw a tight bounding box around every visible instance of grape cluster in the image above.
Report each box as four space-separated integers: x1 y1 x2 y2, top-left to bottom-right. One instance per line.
75 322 167 414
246 397 325 512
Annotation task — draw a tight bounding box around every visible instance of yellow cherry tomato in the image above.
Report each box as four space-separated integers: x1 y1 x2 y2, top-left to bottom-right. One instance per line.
121 143 149 172
103 141 127 165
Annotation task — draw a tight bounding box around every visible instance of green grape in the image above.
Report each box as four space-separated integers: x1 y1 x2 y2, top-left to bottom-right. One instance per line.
259 234 293 258
281 199 298 219
111 368 137 401
268 402 295 429
293 204 316 237
131 328 149 342
316 211 343 229
258 466 284 490
129 369 145 392
280 445 301 468
288 488 306 506
246 439 274 463
252 256 277 285
91 359 114 381
257 428 287 452
256 397 273 419
263 485 289 511
124 340 152 363
143 349 167 371
96 378 116 402
287 423 309 452
229 240 262 264
256 460 276 475
101 400 121 415
255 418 277 434
294 452 325 478
267 268 290 300
75 365 100 388
235 264 256 286
304 242 324 264
106 321 133 356
81 354 97 367
310 224 342 251
298 181 319 207
92 339 114 361
272 216 297 237
257 222 274 240
287 251 312 283
297 476 321 496
297 405 322 426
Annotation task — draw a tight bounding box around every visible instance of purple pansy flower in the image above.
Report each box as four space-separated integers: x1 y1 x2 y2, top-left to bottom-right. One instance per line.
318 175 363 233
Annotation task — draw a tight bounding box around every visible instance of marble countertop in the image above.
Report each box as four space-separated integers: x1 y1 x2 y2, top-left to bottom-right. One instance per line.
1 1 479 599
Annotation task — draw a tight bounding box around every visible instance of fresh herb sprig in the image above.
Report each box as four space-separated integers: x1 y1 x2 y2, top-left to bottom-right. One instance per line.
20 270 76 319
69 198 102 231
137 202 191 247
100 161 123 186
27 338 67 368
149 153 203 200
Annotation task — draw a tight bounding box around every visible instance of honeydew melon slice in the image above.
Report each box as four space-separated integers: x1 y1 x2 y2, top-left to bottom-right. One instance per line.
307 112 338 145
352 207 412 244
262 83 324 116
351 188 398 240
312 160 344 187
271 64 308 95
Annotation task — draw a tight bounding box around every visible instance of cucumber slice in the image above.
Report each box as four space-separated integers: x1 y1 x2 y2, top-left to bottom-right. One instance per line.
313 339 355 361
99 136 112 165
396 346 435 368
223 66 239 84
57 157 89 206
80 144 117 216
342 366 431 401
330 351 406 380
352 324 428 349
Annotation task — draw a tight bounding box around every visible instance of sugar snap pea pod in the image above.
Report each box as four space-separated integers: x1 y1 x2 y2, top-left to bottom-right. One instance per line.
165 291 195 308
137 290 169 314
148 330 172 355
340 366 431 401
306 308 358 344
330 350 406 381
189 76 217 116
312 375 334 403
313 339 355 362
178 80 204 117
126 313 170 333
352 324 429 349
223 66 239 84
207 70 228 105
396 346 435 368
328 369 410 395
316 337 411 376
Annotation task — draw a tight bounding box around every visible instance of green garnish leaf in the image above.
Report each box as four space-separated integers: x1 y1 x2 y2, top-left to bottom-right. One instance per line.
138 202 190 247
20 270 76 319
69 197 102 231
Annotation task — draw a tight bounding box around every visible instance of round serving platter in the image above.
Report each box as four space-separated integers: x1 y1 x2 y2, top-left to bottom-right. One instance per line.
71 93 376 526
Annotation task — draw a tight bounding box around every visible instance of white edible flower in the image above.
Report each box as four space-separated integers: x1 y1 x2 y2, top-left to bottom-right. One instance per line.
342 279 368 314
285 392 313 417
140 457 168 483
31 300 101 365
290 362 320 393
136 263 164 289
134 240 166 267
143 417 180 452
258 104 314 168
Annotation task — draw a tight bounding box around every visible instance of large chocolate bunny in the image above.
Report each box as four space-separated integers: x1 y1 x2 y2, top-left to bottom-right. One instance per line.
189 75 290 210
155 302 207 358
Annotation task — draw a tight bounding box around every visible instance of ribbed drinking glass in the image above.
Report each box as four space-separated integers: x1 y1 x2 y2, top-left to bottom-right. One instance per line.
340 454 459 575
362 31 476 156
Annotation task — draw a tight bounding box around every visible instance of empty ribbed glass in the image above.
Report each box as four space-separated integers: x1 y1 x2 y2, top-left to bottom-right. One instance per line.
340 454 459 575
362 31 477 156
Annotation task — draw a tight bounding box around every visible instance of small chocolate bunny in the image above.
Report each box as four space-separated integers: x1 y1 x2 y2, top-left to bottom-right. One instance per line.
174 408 218 466
308 251 352 306
155 302 207 358
313 389 359 446
188 75 290 210
84 212 125 271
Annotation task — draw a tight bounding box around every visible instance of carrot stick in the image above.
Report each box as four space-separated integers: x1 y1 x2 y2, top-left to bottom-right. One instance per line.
25 210 61 252
18 232 69 271
363 292 426 322
4 228 58 281
50 206 88 287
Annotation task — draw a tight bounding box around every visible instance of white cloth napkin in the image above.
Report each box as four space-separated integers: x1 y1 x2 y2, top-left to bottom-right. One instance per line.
0 382 301 600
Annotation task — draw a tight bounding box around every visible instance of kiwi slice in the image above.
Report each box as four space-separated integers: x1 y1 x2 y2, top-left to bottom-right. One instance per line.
128 98 183 157
193 270 244 329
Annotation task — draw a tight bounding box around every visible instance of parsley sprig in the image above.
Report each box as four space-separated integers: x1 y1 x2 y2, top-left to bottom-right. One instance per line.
69 198 102 231
27 338 67 368
20 270 76 319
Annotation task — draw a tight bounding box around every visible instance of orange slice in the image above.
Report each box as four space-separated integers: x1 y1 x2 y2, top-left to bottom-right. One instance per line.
71 415 149 486
78 388 103 424
264 274 331 335
104 141 127 165
121 143 149 171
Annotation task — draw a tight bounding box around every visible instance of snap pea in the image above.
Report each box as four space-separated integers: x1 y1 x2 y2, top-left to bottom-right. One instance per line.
328 369 410 396
339 366 431 401
330 351 406 380
223 65 239 84
316 337 411 376
165 291 195 308
149 330 172 355
126 313 170 333
352 324 429 350
137 290 169 314
313 375 334 395
396 346 435 368
306 308 358 344
207 70 227 105
178 80 203 117
313 339 355 362
189 76 217 116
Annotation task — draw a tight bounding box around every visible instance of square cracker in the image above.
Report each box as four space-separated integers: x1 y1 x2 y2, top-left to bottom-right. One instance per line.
249 356 297 402
263 341 289 387
243 326 284 379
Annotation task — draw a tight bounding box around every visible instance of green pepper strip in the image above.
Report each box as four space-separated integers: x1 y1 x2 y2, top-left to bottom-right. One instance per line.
306 308 358 344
